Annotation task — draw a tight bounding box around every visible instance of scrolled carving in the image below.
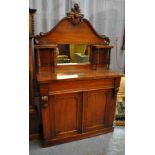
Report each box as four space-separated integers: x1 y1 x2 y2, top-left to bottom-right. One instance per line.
67 3 84 25
41 96 48 108
101 35 110 45
34 32 47 44
112 88 119 99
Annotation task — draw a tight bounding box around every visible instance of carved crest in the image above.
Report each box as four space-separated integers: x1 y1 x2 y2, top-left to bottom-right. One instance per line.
67 3 84 25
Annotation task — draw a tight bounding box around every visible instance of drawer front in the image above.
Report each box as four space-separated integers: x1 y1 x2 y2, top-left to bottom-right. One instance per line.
48 78 114 95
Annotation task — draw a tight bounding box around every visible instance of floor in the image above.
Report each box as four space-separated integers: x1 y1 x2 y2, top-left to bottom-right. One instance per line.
29 126 125 155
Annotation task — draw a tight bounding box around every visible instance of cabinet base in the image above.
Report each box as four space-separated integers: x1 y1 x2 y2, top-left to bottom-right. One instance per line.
42 127 113 147
29 133 40 141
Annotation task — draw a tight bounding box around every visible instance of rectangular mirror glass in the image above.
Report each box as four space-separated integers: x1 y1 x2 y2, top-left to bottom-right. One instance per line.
57 44 90 64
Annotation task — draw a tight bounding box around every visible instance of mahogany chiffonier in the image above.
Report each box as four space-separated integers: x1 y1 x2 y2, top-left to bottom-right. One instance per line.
33 4 122 147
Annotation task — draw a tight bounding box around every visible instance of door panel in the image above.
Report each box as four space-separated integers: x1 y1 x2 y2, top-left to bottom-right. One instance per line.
49 92 82 138
84 89 112 132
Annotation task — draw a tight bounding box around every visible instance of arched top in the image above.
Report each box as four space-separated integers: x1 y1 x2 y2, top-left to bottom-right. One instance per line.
34 4 110 45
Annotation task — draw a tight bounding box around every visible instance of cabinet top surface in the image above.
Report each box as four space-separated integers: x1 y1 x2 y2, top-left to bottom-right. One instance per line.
37 70 122 83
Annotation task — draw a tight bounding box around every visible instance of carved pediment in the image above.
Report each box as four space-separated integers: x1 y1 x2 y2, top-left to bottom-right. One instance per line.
34 4 110 45
67 3 84 25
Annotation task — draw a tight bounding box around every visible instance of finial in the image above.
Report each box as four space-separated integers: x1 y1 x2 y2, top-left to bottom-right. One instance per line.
67 3 84 25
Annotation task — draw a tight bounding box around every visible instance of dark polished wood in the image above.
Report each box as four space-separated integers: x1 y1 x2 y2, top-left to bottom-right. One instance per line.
34 5 122 147
90 45 113 70
34 19 109 45
29 9 40 140
35 44 58 73
29 106 40 140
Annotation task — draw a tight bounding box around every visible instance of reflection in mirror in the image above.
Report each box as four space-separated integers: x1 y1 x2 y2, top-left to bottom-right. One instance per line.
57 44 89 64
57 73 79 80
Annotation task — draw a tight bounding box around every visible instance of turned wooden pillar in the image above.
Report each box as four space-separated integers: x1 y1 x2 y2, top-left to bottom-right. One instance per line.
29 8 36 37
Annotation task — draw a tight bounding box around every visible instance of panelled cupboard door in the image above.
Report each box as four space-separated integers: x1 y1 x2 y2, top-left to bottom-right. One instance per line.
83 89 114 132
42 92 82 140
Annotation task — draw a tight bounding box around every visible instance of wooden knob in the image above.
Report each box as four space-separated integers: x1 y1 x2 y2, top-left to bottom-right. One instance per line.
41 96 48 108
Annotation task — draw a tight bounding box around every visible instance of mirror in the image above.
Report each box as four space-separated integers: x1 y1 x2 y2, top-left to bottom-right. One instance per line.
57 44 90 64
